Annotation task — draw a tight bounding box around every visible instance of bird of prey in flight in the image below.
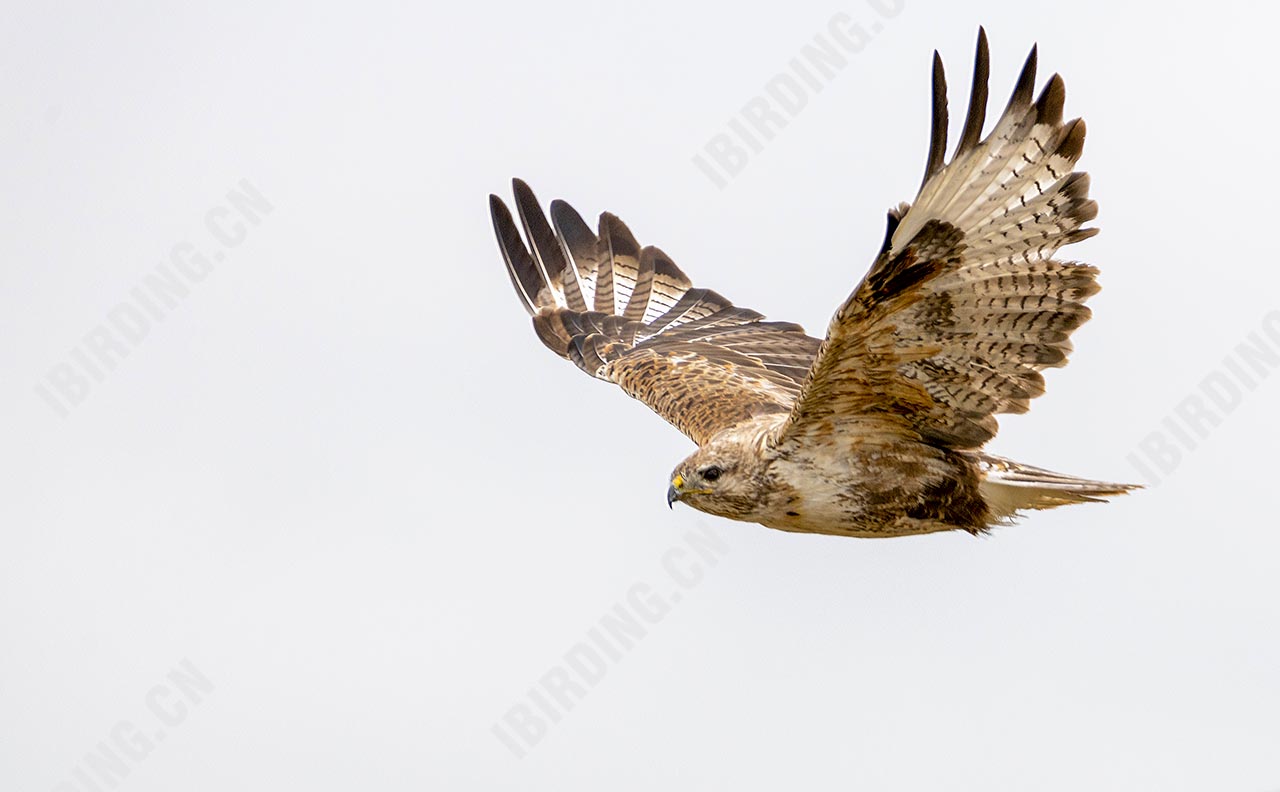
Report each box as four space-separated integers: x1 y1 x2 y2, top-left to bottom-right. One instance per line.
489 29 1135 538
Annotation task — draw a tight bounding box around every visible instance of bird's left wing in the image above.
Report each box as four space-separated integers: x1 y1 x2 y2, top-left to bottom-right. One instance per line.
776 30 1100 451
491 180 821 445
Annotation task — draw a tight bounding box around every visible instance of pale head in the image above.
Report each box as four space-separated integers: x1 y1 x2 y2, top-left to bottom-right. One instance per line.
665 418 781 521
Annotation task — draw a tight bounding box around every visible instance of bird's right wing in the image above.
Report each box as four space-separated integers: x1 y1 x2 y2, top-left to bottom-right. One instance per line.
776 30 1101 452
491 180 821 446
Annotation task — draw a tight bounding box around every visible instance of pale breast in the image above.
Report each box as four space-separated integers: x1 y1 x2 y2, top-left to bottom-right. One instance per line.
759 441 979 537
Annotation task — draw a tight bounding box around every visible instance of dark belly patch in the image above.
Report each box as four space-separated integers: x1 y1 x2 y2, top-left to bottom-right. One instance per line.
904 455 989 532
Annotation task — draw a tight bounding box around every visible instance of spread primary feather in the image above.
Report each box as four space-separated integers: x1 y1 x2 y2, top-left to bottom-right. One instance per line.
488 28 1136 538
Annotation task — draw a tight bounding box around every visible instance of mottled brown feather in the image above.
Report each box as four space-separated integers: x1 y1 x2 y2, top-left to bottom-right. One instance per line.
492 32 1101 457
490 180 821 445
779 35 1100 450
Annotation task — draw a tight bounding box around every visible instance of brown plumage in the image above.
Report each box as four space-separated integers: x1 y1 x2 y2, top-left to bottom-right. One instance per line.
488 29 1137 538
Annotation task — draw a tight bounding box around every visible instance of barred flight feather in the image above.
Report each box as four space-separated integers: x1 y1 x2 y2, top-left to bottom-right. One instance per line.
488 28 1136 537
780 27 1104 450
490 180 820 444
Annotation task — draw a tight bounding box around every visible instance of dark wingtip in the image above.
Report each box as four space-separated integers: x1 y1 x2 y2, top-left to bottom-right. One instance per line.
955 26 991 157
921 51 948 189
880 208 903 255
1035 73 1066 125
646 245 691 285
490 186 542 315
1056 117 1087 161
599 211 640 250
1006 44 1038 113
549 198 594 242
511 177 538 209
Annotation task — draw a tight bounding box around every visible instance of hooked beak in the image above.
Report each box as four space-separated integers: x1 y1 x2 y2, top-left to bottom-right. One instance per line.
667 474 684 509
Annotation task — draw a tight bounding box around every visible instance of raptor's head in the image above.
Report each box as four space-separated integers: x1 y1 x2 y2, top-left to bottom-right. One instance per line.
667 432 772 521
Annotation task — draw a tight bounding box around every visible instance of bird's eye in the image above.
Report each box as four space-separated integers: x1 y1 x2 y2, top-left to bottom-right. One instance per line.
701 466 722 482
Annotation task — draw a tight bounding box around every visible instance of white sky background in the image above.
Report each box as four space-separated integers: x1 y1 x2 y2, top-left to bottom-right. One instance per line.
2 1 1278 790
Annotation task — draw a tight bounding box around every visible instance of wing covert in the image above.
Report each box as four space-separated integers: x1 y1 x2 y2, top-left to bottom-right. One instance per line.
779 29 1101 450
491 180 821 445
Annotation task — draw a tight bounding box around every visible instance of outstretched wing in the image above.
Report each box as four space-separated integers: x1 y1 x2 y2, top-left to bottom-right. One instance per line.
778 29 1100 451
491 179 821 445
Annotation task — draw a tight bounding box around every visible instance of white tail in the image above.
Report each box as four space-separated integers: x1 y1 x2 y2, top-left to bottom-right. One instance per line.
977 454 1139 521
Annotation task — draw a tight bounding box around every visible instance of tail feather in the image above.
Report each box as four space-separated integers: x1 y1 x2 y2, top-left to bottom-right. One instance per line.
976 454 1139 520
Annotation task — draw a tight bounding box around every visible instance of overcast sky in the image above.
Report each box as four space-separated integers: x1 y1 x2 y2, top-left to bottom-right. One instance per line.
3 2 1279 790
